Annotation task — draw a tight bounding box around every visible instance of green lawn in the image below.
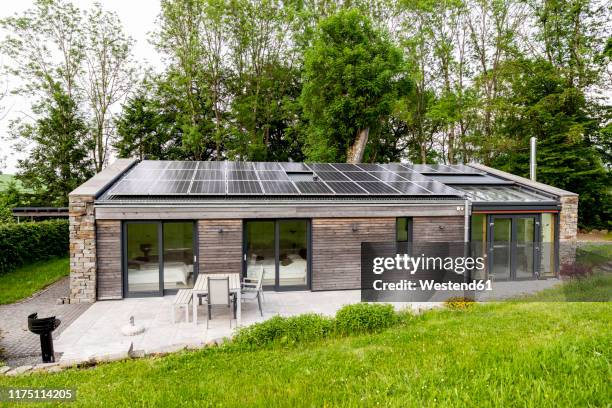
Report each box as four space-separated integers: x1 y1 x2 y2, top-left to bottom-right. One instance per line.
0 257 69 304
0 277 610 407
0 174 29 193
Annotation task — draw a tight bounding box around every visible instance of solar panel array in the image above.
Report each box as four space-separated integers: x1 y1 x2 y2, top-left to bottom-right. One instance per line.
106 161 466 197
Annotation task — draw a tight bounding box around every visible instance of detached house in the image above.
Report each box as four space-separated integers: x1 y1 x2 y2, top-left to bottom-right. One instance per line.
68 159 577 303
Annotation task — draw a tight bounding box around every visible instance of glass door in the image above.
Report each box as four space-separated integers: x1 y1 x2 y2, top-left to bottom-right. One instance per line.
124 221 196 297
488 215 540 281
515 217 536 279
244 221 276 286
162 222 196 290
490 217 512 281
125 222 162 295
244 219 310 290
278 220 309 288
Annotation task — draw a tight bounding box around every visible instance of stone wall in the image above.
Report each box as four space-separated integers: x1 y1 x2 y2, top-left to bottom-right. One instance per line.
559 195 578 242
559 195 579 271
69 195 97 303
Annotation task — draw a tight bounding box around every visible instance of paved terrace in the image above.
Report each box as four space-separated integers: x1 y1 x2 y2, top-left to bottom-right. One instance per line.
55 278 560 363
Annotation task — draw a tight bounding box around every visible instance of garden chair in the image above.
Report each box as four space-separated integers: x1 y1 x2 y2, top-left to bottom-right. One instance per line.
240 267 264 316
206 277 236 328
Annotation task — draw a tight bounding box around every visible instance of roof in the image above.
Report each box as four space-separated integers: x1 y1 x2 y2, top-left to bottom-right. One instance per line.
467 163 577 196
70 159 138 197
90 160 567 206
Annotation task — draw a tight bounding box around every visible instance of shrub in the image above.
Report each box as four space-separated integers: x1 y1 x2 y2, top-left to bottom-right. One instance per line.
559 263 593 279
334 303 397 335
0 220 69 275
232 313 334 348
444 296 476 310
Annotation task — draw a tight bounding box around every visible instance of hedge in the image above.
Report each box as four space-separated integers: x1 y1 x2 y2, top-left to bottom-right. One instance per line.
0 220 69 275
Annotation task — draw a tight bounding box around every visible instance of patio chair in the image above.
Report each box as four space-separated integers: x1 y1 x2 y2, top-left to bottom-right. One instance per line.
242 265 265 303
241 267 264 316
206 277 236 328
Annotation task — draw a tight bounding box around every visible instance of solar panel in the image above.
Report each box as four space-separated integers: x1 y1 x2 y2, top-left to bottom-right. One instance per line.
293 181 333 195
257 171 289 181
149 180 191 194
226 162 254 170
378 163 412 172
123 168 164 180
356 163 385 171
167 161 198 169
308 163 336 171
315 171 350 181
228 180 263 195
252 162 281 170
411 164 436 173
261 181 299 194
344 172 378 182
369 172 409 182
449 164 485 174
197 161 226 170
112 160 471 198
159 169 194 180
227 170 258 180
193 169 225 180
139 161 170 169
280 162 310 172
385 182 432 195
109 179 153 195
412 181 462 195
189 180 225 194
330 163 362 171
356 182 400 195
326 182 368 194
389 172 429 181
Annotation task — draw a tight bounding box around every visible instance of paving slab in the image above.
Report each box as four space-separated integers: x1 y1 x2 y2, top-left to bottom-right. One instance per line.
0 277 91 366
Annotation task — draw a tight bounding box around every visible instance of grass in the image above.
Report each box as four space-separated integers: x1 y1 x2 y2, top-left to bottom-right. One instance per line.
0 277 610 407
0 174 29 193
0 257 69 305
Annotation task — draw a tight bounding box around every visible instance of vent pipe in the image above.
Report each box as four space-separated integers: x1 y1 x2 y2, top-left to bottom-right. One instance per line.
529 137 537 182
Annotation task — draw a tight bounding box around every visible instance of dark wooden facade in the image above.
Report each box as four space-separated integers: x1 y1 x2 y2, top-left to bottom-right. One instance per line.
95 215 465 299
96 220 122 300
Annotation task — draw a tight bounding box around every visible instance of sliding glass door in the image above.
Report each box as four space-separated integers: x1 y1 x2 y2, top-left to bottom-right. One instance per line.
488 214 541 281
125 222 161 295
124 221 196 297
244 219 310 290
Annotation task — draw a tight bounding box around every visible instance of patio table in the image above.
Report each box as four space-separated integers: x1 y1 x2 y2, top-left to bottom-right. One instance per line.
192 273 241 327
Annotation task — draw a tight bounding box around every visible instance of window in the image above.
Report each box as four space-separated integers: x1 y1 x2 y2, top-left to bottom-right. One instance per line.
396 218 412 242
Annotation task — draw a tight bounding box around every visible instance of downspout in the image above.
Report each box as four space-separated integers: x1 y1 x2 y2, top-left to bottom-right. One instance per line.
464 198 470 243
464 198 471 282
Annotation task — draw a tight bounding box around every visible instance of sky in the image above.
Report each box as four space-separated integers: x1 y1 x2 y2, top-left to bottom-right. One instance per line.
0 0 163 174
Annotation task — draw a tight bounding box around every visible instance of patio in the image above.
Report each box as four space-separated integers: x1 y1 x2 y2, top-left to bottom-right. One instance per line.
54 291 433 363
50 277 561 364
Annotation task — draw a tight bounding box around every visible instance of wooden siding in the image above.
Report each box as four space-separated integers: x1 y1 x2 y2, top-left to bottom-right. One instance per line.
96 220 122 300
311 218 396 291
413 216 465 242
95 202 466 220
198 220 242 275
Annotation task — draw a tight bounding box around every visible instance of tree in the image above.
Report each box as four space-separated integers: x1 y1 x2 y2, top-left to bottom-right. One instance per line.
114 77 187 160
12 82 94 206
81 4 137 171
301 9 405 163
491 59 611 229
1 0 136 172
155 0 220 160
225 0 304 161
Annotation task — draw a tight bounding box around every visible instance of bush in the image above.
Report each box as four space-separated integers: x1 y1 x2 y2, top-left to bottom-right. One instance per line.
0 220 69 275
444 296 476 310
559 263 593 279
233 313 334 348
334 303 397 335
